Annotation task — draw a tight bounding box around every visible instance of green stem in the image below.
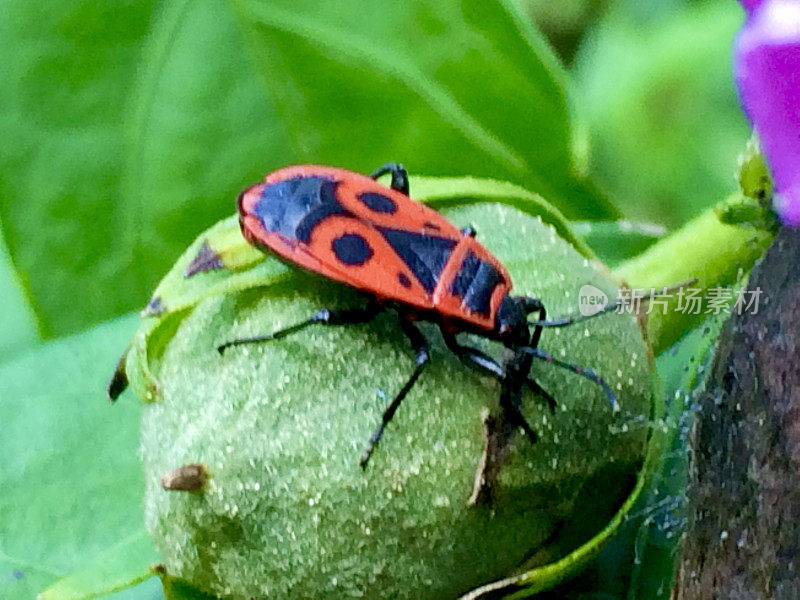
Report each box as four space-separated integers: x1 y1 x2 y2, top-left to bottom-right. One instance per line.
614 201 774 355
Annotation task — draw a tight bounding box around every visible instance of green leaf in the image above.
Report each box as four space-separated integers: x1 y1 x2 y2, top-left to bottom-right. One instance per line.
1 0 616 340
574 0 750 227
139 214 290 320
231 0 616 219
105 577 164 600
120 0 294 325
0 222 39 360
413 176 597 259
39 533 155 600
0 315 158 599
0 0 158 338
132 203 655 598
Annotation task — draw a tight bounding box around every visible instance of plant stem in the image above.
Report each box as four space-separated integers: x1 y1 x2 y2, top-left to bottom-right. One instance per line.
614 201 774 354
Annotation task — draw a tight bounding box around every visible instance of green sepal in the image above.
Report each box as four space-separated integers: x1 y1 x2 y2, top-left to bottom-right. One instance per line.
142 214 288 319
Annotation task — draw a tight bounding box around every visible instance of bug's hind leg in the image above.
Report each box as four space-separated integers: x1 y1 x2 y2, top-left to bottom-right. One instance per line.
360 318 430 468
217 303 382 354
370 162 409 195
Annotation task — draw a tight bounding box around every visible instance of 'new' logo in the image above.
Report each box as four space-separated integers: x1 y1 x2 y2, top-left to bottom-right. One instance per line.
578 285 608 317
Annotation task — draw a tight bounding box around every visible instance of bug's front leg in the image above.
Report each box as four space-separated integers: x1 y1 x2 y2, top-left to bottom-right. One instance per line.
441 330 553 420
470 346 537 506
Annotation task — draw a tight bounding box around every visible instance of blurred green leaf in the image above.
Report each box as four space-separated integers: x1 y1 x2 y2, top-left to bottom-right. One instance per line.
106 577 164 600
0 315 158 599
39 533 154 600
0 0 158 338
0 222 39 360
570 220 666 267
574 0 750 227
231 0 616 219
120 0 293 326
1 0 615 340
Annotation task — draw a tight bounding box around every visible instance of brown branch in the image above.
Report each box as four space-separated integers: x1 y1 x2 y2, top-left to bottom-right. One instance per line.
673 227 800 599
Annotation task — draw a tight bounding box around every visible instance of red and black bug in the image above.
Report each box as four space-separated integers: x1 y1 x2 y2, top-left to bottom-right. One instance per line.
219 163 619 467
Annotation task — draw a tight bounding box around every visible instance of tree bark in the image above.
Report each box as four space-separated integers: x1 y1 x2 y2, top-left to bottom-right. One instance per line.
673 227 800 599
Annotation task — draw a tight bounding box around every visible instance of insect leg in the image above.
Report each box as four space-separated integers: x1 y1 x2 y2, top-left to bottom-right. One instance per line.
360 318 429 469
441 331 555 412
517 296 546 348
441 331 545 439
518 297 618 410
500 349 538 444
369 162 409 195
217 303 382 354
524 378 556 412
441 331 504 378
518 346 619 411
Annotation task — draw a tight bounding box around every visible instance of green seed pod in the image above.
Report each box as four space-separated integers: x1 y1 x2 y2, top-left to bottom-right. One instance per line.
126 188 658 599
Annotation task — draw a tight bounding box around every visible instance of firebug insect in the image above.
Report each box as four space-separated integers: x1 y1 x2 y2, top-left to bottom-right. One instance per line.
218 163 619 468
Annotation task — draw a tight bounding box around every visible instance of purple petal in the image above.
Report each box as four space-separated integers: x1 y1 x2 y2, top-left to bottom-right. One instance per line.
739 0 767 14
735 0 800 226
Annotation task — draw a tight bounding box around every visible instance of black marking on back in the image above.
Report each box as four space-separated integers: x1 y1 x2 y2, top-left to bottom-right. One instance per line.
450 251 503 316
398 273 411 288
255 176 347 243
184 241 224 278
332 233 373 266
143 296 165 316
359 192 397 214
378 228 455 294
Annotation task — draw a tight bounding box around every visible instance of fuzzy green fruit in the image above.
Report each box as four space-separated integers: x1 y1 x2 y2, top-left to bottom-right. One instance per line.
133 201 655 599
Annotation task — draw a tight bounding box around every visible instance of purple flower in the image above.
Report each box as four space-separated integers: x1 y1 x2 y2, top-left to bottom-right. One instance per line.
734 0 800 226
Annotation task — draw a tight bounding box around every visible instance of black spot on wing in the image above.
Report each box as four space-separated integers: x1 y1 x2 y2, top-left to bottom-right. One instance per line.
378 228 456 294
398 273 411 288
255 176 347 243
450 251 503 316
332 233 373 266
359 192 397 214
